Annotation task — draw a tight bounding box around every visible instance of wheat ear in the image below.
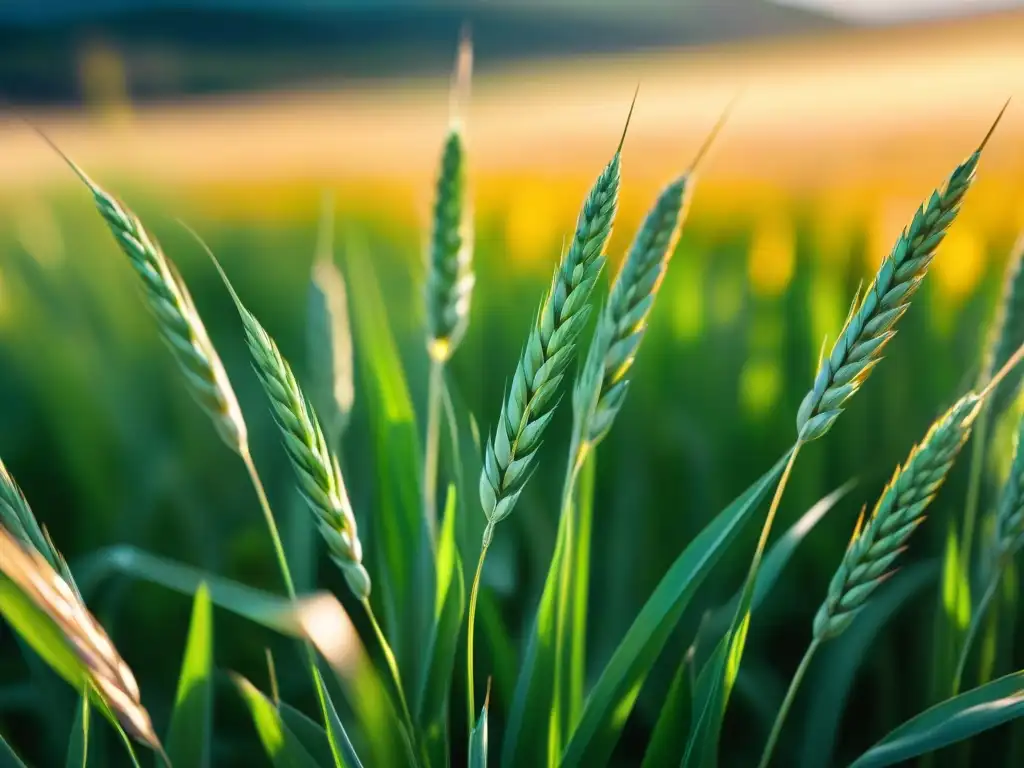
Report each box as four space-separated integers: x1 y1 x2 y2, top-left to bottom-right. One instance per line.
573 112 726 444
813 393 982 640
39 137 247 454
0 524 165 762
426 28 474 362
307 192 355 449
796 104 1006 442
205 249 370 600
478 96 633 529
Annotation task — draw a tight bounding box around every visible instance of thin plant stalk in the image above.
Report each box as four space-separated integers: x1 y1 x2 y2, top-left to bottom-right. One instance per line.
757 638 822 768
240 449 361 765
362 597 420 763
466 529 491 730
423 358 445 543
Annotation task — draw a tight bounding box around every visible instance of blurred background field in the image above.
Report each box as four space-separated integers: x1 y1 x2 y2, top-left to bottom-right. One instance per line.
3 1 1024 765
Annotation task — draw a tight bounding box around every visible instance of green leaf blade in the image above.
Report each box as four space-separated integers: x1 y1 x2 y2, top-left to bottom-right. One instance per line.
65 695 90 768
166 583 214 768
560 449 793 766
850 671 1024 768
232 675 323 768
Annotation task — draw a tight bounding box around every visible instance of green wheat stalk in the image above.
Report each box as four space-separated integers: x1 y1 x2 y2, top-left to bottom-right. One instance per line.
467 93 635 727
424 30 474 542
796 103 1006 443
39 135 248 456
206 249 371 600
760 341 1024 767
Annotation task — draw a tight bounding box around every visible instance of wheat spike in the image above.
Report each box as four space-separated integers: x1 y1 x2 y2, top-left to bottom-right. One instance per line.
0 524 164 760
206 249 371 600
813 393 982 640
41 138 247 454
307 193 355 448
796 105 1005 442
981 231 1024 416
427 30 474 362
478 98 633 529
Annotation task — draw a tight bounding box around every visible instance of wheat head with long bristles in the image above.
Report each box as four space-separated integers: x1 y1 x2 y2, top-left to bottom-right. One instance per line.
813 393 982 640
796 106 1005 442
207 252 371 600
426 31 474 362
0 524 164 759
478 106 632 531
574 170 692 445
42 140 248 455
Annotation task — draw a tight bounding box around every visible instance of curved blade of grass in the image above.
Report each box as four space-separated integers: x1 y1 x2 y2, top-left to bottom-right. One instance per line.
0 731 28 768
279 700 357 768
646 484 851 767
695 482 854 662
799 563 936 768
850 670 1024 768
560 448 794 765
66 694 90 768
470 683 490 768
344 234 427 682
640 649 693 768
416 486 466 764
232 674 323 768
166 583 213 768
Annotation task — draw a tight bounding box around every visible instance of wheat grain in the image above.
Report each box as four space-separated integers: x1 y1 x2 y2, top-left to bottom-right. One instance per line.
41 138 248 455
813 393 982 640
796 106 1005 442
307 193 355 448
0 524 164 760
426 30 474 362
478 100 632 529
206 249 371 600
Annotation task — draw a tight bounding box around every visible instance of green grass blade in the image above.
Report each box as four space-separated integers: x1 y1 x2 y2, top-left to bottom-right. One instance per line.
65 695 90 768
232 674 323 768
695 482 853 662
469 688 489 768
0 730 28 768
560 449 793 765
279 700 357 768
309 667 363 768
416 485 466 762
799 563 936 768
166 583 214 768
849 670 1024 768
640 649 693 768
343 235 427 683
502 481 574 766
568 450 597 732
931 522 971 704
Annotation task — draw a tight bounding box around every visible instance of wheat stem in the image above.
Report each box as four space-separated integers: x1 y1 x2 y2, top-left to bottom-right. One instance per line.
362 598 420 761
241 449 298 599
466 522 493 731
758 638 821 768
423 357 444 544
